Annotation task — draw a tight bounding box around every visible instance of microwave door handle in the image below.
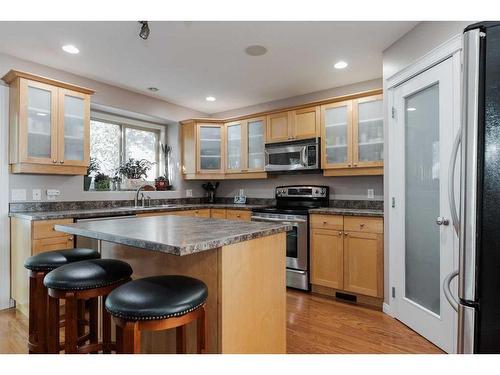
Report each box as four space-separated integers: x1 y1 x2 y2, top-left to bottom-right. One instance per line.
301 147 308 167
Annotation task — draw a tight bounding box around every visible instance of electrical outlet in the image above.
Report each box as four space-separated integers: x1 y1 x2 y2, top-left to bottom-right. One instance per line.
11 189 26 201
239 189 244 196
46 189 61 197
367 189 374 199
186 189 193 197
32 189 42 201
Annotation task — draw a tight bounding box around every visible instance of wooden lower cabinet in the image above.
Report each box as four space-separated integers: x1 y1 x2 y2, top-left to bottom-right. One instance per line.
310 214 383 300
11 218 74 316
310 228 344 289
226 209 252 221
210 209 227 219
343 231 383 298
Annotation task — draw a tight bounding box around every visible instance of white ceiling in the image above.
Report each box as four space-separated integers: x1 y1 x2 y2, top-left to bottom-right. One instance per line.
0 21 417 114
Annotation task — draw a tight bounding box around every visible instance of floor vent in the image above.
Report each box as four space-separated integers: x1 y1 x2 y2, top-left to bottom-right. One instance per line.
335 292 357 303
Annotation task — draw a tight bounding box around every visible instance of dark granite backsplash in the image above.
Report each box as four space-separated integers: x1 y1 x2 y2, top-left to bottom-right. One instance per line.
215 197 382 210
9 197 207 213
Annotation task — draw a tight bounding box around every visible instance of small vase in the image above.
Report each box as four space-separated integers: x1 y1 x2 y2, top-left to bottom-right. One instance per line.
83 176 92 191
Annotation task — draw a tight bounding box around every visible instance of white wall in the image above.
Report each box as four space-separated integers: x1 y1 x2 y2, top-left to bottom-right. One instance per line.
1 52 209 202
382 21 471 308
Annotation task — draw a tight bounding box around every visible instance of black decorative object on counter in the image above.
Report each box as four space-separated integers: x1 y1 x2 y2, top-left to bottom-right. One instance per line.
202 182 219 203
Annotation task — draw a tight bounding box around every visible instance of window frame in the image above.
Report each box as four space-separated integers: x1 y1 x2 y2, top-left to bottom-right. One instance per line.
90 111 166 183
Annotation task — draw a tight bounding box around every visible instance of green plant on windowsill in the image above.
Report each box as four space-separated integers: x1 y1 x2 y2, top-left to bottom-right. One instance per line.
118 158 155 190
94 172 111 191
84 157 100 191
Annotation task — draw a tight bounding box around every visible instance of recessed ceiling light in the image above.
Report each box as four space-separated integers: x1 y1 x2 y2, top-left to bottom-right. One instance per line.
36 112 48 117
62 44 79 54
245 45 267 56
147 87 159 92
206 96 216 102
407 107 417 112
334 61 348 69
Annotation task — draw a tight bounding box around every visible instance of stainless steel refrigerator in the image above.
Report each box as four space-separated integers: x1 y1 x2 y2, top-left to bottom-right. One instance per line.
446 21 500 354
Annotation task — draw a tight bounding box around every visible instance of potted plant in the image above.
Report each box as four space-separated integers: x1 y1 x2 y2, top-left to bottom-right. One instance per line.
118 158 154 190
94 172 111 191
111 175 122 191
84 158 100 191
154 175 170 191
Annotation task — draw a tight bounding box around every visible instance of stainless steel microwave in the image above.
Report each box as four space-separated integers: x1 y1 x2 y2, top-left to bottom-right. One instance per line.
264 137 320 172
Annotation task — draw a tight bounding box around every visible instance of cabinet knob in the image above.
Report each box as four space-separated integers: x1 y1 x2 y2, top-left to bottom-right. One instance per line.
338 231 342 236
323 221 327 224
348 163 352 167
69 237 73 240
360 223 365 228
52 159 57 164
344 232 349 236
59 160 64 164
353 163 358 167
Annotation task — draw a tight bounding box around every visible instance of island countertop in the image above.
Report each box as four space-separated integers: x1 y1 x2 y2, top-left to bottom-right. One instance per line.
55 215 291 256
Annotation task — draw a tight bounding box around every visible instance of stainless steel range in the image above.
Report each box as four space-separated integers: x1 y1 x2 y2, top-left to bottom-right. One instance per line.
251 185 329 290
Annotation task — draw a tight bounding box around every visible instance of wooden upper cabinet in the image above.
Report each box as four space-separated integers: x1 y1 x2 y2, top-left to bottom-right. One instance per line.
321 100 353 169
352 94 383 168
226 120 244 173
197 123 225 174
291 106 320 140
266 111 290 143
2 70 94 175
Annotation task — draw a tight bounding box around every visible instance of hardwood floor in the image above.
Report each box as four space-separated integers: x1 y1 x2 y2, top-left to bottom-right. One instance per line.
287 290 443 354
0 290 443 354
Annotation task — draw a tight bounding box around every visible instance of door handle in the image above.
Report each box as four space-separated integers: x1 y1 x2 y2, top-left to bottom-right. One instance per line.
436 216 450 226
443 270 459 312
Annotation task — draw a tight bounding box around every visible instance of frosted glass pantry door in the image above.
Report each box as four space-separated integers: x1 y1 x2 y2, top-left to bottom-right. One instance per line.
391 57 457 353
20 79 58 164
58 89 90 166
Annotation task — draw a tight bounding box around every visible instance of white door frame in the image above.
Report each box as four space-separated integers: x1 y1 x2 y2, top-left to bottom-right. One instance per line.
385 35 462 351
0 83 11 310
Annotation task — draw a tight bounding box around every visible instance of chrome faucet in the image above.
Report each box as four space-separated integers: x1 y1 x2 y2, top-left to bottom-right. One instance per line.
134 184 155 207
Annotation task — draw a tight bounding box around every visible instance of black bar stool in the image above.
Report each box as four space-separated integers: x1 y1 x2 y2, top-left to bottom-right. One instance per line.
105 275 208 354
44 259 133 354
23 248 101 354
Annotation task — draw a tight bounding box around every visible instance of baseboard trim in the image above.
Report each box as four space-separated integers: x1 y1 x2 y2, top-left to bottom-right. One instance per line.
383 302 394 317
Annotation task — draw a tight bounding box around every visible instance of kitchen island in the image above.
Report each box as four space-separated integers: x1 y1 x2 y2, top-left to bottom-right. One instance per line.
55 215 290 354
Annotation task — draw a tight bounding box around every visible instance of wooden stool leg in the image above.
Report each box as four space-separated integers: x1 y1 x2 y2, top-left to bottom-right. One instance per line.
121 321 140 354
115 323 123 354
102 295 112 354
28 275 36 354
77 299 86 338
64 292 78 354
88 297 99 354
176 326 187 354
47 295 60 354
197 306 207 354
34 272 48 353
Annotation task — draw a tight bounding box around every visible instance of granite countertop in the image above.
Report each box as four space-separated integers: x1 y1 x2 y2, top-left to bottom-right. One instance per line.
55 215 291 256
9 203 264 221
308 207 384 217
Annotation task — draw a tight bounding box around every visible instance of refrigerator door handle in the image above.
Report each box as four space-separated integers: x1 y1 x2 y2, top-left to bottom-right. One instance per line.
448 130 461 235
443 270 459 312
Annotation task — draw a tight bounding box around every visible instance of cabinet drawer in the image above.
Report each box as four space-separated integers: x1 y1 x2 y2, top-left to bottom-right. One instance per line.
33 219 74 240
310 214 343 230
32 236 74 255
211 209 227 219
226 210 252 221
190 209 211 218
344 216 383 234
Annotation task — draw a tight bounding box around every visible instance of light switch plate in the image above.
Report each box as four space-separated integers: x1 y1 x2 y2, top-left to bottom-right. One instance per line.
32 189 42 201
11 189 26 201
367 189 374 199
186 189 193 197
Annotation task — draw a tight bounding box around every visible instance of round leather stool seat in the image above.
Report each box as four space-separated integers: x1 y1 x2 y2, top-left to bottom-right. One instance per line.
24 248 101 272
105 275 208 321
44 259 133 291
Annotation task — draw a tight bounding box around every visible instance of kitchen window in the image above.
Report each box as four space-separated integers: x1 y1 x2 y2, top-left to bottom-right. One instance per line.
90 113 164 184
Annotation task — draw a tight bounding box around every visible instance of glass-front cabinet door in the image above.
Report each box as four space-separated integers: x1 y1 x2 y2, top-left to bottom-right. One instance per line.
246 117 265 172
197 123 224 173
58 89 90 166
20 79 58 164
321 100 352 169
226 121 242 172
353 94 383 168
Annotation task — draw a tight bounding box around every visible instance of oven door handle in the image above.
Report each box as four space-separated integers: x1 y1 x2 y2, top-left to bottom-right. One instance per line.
250 216 307 224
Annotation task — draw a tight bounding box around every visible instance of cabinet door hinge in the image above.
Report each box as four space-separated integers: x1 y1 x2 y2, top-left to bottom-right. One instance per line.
392 287 396 298
391 107 396 119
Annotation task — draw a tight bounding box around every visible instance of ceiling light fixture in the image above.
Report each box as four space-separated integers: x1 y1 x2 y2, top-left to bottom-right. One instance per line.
245 45 267 56
334 61 348 69
36 112 48 117
407 107 417 112
62 44 79 54
205 96 216 102
139 21 150 40
147 87 159 92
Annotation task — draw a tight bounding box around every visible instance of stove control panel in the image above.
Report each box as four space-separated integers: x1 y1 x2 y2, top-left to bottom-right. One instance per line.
275 186 328 198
